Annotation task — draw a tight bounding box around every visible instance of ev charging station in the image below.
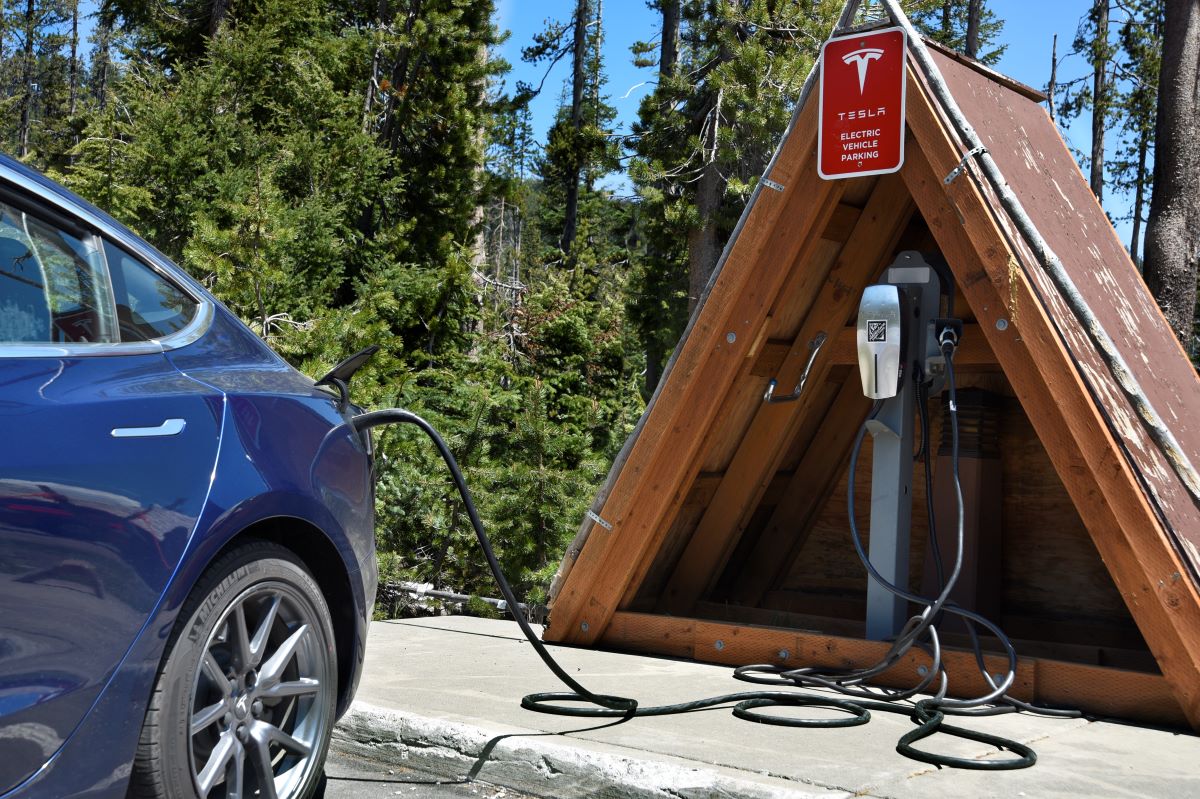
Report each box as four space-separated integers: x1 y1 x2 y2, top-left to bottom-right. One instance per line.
544 0 1200 741
855 252 951 640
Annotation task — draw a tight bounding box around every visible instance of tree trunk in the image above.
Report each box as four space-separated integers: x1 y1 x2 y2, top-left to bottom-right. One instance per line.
18 0 35 158
93 16 112 109
1143 0 1200 354
965 0 982 57
688 159 724 311
660 0 679 78
209 0 230 36
1048 33 1057 123
362 0 389 134
1089 0 1109 203
560 0 589 259
68 0 78 118
1131 133 1149 265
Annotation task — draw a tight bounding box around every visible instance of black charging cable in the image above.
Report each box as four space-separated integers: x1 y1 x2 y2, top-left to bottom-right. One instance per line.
348 337 1073 769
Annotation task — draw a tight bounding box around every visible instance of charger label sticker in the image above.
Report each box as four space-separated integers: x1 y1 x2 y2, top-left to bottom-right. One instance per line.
867 320 887 342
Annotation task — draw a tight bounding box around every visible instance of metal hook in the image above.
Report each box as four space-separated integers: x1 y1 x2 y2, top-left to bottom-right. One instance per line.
763 331 827 404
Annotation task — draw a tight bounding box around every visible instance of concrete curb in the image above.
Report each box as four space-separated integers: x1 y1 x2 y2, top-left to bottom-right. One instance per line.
334 701 849 799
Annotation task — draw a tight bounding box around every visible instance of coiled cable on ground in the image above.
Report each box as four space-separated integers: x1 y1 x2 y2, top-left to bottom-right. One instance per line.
350 345 1075 769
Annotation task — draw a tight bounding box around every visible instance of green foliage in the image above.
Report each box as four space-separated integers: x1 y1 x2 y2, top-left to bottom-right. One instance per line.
627 0 843 395
910 0 1007 65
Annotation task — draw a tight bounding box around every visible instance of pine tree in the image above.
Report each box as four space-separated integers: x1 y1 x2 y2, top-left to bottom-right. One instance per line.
911 0 1006 65
627 0 842 394
1111 0 1163 263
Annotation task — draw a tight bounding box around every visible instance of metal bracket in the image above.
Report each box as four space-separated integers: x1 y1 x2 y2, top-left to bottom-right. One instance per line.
943 146 987 185
761 177 786 192
763 331 827 404
585 510 613 531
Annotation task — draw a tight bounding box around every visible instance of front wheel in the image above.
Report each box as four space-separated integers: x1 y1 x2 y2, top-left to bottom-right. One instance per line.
131 541 337 799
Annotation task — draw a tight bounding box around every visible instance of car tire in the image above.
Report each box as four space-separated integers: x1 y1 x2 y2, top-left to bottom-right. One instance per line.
130 540 337 799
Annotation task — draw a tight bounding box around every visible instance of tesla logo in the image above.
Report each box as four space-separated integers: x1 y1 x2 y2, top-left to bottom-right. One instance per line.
842 47 885 93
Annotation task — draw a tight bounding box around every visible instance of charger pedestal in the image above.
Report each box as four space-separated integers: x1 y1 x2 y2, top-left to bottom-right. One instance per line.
864 254 942 641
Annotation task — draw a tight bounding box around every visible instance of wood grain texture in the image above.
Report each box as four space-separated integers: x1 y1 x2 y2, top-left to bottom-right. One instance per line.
657 174 914 615
601 611 1186 727
902 66 1200 728
730 376 872 606
546 97 843 646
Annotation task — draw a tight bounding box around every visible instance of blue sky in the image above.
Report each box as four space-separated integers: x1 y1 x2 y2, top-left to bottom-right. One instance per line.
493 0 1137 248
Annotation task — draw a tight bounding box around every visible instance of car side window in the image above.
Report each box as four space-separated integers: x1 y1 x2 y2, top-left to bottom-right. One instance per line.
0 201 116 344
104 241 198 342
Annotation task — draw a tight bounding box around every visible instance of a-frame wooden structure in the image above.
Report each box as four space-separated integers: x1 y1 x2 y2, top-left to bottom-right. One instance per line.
545 13 1200 730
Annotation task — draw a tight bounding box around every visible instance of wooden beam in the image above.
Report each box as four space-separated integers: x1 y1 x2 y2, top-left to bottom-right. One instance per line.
600 611 1188 728
751 323 997 377
820 203 862 244
730 376 871 606
545 96 844 647
657 174 914 615
902 66 1200 729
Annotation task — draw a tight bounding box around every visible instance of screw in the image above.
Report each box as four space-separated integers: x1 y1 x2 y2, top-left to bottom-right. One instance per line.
995 318 1009 331
580 621 589 633
726 332 736 344
714 640 725 651
777 649 790 661
917 665 929 677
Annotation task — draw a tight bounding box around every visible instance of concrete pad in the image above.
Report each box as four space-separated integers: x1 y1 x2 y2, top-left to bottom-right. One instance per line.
338 616 1200 798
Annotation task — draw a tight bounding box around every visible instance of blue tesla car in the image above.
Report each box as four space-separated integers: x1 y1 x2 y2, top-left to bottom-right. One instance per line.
0 154 378 799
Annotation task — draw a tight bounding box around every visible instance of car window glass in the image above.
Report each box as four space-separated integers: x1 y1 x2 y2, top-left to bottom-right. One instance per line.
0 201 115 344
105 241 198 342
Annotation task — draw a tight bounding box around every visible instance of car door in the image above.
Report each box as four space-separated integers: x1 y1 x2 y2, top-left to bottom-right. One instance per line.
0 196 222 793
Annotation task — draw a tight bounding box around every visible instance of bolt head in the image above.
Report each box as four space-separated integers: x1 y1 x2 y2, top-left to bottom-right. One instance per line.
252 699 264 717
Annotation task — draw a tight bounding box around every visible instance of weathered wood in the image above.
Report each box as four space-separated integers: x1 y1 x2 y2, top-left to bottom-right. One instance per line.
657 174 915 615
600 611 1186 727
902 68 1200 728
546 97 843 646
730 376 871 606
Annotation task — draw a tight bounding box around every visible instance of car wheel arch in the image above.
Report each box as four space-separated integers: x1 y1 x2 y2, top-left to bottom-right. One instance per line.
187 516 361 717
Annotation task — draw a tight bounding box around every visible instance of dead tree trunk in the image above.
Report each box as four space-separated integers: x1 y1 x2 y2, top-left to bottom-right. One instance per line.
1048 33 1058 123
18 0 35 158
1143 0 1200 354
965 0 982 57
560 0 589 260
1088 0 1109 203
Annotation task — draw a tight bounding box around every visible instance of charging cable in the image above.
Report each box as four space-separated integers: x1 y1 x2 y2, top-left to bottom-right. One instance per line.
348 336 1075 769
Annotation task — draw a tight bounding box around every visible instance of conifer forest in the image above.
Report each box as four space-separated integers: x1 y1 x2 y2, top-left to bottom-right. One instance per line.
2 0 1191 608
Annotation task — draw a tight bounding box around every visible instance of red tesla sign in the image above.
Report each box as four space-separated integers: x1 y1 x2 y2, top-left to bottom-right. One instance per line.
818 27 907 179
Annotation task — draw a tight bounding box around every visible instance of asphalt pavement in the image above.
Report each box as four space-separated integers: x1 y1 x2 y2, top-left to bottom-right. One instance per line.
333 615 1200 798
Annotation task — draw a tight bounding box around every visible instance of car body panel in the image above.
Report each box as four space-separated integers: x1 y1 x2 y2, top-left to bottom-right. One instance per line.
0 155 377 798
0 354 222 793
